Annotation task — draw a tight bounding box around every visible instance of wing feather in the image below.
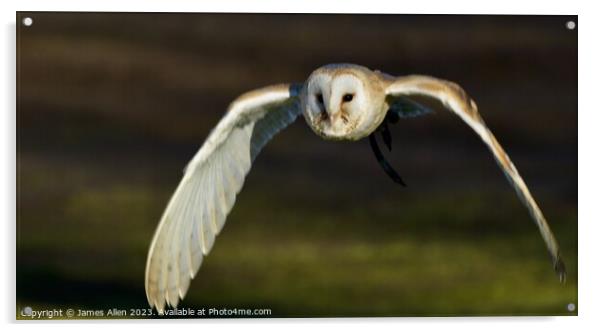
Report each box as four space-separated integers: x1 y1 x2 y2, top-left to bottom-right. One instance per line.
386 95 434 118
189 214 204 278
385 75 566 282
145 83 302 311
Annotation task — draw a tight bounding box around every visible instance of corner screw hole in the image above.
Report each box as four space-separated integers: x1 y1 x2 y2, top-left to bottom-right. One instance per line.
566 21 576 30
22 17 33 27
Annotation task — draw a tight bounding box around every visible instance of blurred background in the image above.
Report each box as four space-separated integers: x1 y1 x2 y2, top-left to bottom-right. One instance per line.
16 13 577 317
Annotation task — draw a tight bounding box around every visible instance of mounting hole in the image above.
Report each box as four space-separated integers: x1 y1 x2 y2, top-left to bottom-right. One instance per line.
566 21 576 30
567 303 576 312
22 17 33 27
21 306 32 316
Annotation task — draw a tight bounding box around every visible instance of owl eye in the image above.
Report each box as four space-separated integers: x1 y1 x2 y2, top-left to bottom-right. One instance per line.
342 93 354 102
316 94 324 104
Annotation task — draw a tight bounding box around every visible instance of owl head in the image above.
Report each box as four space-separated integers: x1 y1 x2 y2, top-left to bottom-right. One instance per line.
301 64 388 141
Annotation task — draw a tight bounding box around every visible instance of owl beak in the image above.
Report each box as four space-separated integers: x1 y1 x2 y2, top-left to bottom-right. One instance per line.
329 113 340 123
327 97 339 119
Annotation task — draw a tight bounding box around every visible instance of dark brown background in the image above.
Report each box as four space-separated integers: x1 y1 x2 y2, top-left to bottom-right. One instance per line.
17 13 577 317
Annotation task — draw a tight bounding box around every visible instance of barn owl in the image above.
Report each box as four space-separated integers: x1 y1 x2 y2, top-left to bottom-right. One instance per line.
145 63 565 312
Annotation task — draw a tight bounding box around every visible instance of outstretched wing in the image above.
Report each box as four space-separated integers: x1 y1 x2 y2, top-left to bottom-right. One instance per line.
385 75 566 282
145 83 303 312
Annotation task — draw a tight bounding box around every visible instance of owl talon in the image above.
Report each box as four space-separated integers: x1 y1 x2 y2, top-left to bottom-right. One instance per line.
380 122 393 151
369 133 406 187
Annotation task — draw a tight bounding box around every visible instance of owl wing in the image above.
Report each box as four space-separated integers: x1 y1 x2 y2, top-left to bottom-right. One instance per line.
385 75 566 282
145 83 303 312
386 95 433 119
